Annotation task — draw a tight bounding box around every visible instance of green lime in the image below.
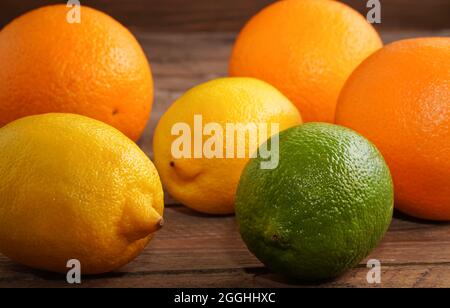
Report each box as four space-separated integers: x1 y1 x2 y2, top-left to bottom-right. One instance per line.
236 123 393 281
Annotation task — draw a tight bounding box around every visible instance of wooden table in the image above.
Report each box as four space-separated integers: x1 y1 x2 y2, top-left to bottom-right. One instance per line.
1 30 449 288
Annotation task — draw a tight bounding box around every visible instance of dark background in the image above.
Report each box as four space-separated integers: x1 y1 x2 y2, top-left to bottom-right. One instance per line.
1 0 450 31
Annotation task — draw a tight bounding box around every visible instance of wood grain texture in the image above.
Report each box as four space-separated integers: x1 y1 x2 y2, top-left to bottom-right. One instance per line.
1 0 449 31
1 29 450 287
1 206 450 287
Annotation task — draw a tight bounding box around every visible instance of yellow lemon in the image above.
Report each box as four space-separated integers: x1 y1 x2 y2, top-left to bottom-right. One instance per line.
0 113 164 274
153 77 302 214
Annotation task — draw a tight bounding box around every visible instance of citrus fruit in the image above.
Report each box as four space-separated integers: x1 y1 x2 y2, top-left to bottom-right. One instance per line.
236 123 393 281
153 77 302 214
0 5 153 141
0 113 164 274
229 0 382 123
336 37 450 221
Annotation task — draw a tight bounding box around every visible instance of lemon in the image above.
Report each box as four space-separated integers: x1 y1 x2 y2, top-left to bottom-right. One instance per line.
153 77 302 214
0 113 164 274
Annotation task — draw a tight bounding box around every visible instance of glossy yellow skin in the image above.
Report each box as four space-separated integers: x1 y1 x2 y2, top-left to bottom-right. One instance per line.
153 77 302 214
0 114 164 274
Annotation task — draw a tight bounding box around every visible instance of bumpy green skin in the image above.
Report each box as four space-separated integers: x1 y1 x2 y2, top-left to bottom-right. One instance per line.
236 123 393 281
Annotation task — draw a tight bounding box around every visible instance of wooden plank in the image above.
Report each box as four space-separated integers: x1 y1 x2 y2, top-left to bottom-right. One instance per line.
3 264 450 288
1 206 450 287
4 264 450 288
1 0 449 31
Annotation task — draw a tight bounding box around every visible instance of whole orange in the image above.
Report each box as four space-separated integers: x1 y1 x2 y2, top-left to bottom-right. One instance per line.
0 5 153 141
336 37 450 221
229 0 382 123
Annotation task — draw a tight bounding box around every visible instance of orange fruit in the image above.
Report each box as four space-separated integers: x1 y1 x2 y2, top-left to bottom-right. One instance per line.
229 0 382 123
336 37 450 221
0 5 153 141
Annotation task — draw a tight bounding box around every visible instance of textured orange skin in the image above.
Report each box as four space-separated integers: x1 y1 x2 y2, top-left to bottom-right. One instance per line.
336 38 450 221
229 0 382 123
0 5 153 141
